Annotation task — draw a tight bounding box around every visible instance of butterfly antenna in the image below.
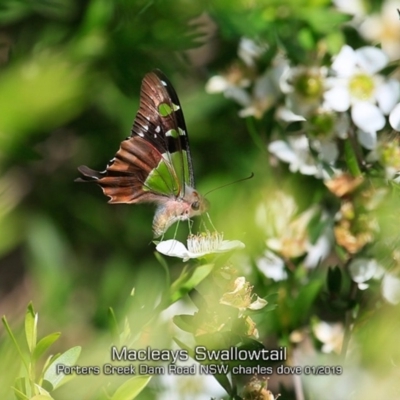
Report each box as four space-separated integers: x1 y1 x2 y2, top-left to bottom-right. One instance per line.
206 212 218 232
204 173 254 197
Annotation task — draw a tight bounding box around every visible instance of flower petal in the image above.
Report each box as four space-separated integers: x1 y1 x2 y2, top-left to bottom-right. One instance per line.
332 45 357 77
156 240 191 260
256 251 287 281
225 86 251 107
382 273 400 305
217 240 245 252
356 46 389 75
351 102 385 132
349 258 379 283
238 37 266 66
277 107 306 122
205 75 229 93
376 79 400 114
304 230 331 268
248 296 267 310
268 140 297 163
389 103 400 131
319 141 339 163
324 85 350 112
357 130 377 150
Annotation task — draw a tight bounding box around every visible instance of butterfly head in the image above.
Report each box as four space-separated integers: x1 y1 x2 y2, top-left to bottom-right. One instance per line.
185 185 209 217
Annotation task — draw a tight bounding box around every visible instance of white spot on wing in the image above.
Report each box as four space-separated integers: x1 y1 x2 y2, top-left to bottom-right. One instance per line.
155 126 161 133
161 80 167 86
178 127 186 136
153 134 157 138
138 132 144 137
143 125 149 131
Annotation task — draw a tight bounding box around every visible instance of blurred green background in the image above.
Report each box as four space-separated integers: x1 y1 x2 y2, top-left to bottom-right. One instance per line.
1 1 400 399
0 1 263 398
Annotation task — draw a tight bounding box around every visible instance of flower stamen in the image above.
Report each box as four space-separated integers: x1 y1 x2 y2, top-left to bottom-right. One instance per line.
187 231 224 255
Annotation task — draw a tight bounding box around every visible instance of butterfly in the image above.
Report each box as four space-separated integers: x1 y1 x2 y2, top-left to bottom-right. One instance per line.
76 70 209 237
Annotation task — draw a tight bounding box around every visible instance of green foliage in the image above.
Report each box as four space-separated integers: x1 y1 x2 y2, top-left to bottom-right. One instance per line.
2 303 81 399
111 376 152 400
1 0 400 399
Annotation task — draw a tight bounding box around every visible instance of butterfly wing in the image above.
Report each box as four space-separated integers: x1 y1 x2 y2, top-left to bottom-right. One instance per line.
77 70 195 204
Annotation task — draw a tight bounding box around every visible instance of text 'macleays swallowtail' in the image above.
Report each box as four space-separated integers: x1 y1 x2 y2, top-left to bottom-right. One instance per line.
76 70 209 237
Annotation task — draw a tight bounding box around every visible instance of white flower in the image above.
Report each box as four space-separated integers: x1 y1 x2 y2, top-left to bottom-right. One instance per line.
389 102 400 131
349 258 384 290
220 277 267 315
239 56 289 119
159 363 226 400
238 69 282 119
359 0 400 61
304 228 332 269
268 135 323 177
332 0 365 17
256 190 317 259
382 273 400 304
206 55 288 119
313 321 344 354
238 37 267 67
324 45 399 149
156 232 245 261
349 258 400 304
280 65 328 119
256 250 288 281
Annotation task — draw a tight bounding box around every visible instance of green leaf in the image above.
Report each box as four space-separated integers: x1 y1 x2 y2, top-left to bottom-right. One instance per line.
258 292 278 313
325 31 345 55
30 396 54 400
298 27 315 50
12 389 28 400
172 337 196 359
170 263 214 303
173 314 196 333
111 375 152 400
300 8 351 34
188 289 207 310
43 346 81 390
108 307 120 343
33 332 61 362
2 315 29 370
33 383 53 398
292 280 323 326
344 138 362 177
13 377 30 400
25 302 38 354
121 318 131 343
211 371 233 396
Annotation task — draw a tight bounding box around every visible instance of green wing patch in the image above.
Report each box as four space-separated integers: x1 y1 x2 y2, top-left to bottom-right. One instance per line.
143 152 190 197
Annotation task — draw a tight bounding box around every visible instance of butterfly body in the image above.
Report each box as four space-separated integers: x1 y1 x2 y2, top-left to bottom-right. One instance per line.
77 70 208 237
153 185 208 237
